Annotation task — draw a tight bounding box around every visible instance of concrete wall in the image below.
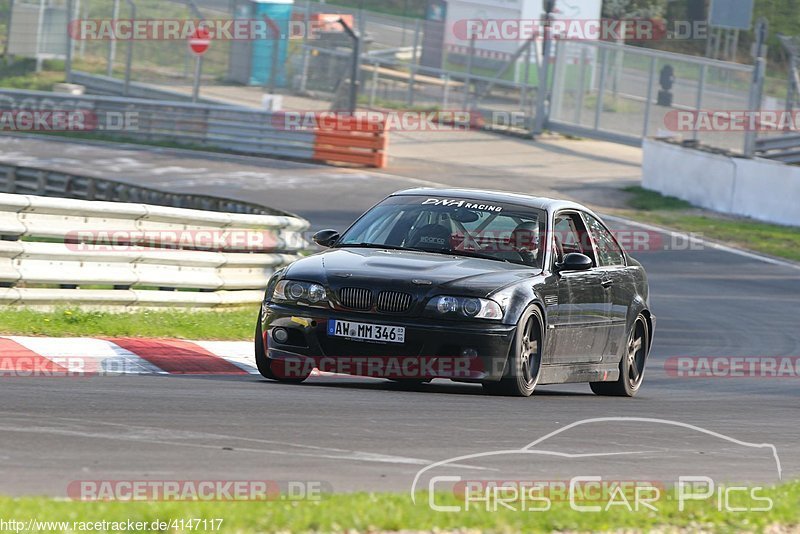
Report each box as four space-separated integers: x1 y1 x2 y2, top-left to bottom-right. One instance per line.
642 139 800 227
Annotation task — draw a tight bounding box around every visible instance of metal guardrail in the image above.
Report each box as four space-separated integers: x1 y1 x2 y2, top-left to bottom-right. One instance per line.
755 134 800 164
0 87 389 168
70 72 208 103
0 163 288 216
0 88 317 161
0 192 310 309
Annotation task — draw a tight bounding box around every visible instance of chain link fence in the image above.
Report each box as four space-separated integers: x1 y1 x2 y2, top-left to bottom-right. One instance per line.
2 0 792 155
549 39 756 152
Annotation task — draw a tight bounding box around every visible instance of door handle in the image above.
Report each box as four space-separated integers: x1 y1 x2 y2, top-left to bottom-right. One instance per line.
601 278 613 288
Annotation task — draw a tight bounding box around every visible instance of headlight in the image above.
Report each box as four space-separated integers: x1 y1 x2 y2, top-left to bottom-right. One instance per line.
436 296 459 314
272 280 329 307
427 296 503 320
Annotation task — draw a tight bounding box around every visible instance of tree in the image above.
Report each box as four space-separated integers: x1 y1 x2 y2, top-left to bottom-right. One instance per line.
602 0 667 19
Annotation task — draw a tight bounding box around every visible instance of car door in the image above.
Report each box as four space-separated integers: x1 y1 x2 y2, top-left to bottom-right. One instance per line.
582 212 632 361
549 212 609 364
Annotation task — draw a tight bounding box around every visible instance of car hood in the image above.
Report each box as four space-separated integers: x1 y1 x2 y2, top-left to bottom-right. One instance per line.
285 247 538 298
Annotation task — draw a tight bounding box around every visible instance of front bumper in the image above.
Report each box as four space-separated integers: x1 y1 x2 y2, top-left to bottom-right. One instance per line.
261 303 516 381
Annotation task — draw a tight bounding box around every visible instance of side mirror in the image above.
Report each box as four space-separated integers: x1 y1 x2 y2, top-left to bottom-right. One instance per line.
312 229 340 248
555 252 593 272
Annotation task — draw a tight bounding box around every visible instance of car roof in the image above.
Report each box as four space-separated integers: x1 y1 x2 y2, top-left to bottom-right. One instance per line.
390 187 595 215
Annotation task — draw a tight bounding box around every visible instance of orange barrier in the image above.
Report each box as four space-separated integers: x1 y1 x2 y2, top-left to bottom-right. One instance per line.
291 13 355 33
312 117 389 168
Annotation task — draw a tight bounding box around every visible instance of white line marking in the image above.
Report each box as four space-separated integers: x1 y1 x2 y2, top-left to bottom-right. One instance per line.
604 214 800 271
0 415 488 470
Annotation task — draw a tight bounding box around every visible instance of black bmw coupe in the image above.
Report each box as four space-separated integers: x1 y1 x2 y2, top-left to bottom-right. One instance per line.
256 188 654 397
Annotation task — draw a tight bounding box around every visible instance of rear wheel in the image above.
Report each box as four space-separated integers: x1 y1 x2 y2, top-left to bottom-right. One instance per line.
590 313 649 397
482 307 543 397
254 311 310 383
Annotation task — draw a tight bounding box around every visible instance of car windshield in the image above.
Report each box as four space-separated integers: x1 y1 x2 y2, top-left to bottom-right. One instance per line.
337 195 546 268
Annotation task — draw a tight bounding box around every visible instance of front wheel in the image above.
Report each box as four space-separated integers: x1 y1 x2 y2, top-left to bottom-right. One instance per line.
482 306 543 397
590 313 649 397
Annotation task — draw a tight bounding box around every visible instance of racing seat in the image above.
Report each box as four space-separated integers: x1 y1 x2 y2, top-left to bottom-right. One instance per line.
406 223 453 252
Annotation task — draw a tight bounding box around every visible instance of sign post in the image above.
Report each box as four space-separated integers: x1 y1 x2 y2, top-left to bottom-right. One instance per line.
189 26 211 103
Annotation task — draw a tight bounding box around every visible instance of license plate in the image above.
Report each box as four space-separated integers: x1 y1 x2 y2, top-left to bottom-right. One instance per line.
327 319 405 344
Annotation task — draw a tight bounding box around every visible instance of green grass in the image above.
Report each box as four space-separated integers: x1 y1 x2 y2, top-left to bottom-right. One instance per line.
326 0 426 18
583 93 642 114
0 58 65 91
0 307 256 340
622 186 800 262
1 482 799 533
624 186 694 211
0 57 111 91
24 130 221 152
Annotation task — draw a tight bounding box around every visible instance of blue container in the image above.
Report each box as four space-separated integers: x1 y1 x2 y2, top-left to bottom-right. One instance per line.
233 0 294 88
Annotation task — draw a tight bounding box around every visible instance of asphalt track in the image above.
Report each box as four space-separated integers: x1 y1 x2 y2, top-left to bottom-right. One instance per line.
1 136 799 497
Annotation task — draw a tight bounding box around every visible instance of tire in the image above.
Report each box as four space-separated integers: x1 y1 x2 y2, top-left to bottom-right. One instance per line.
482 306 543 397
254 311 310 383
590 313 649 397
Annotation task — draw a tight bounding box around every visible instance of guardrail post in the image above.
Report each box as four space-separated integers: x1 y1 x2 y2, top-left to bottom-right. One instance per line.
5 167 17 194
36 170 47 195
86 177 96 200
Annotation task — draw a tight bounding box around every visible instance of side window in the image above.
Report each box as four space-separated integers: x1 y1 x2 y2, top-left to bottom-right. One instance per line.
584 214 625 267
554 217 579 253
553 213 595 265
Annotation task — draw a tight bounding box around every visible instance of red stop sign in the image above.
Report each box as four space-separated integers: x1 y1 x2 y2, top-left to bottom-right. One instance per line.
189 27 211 56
